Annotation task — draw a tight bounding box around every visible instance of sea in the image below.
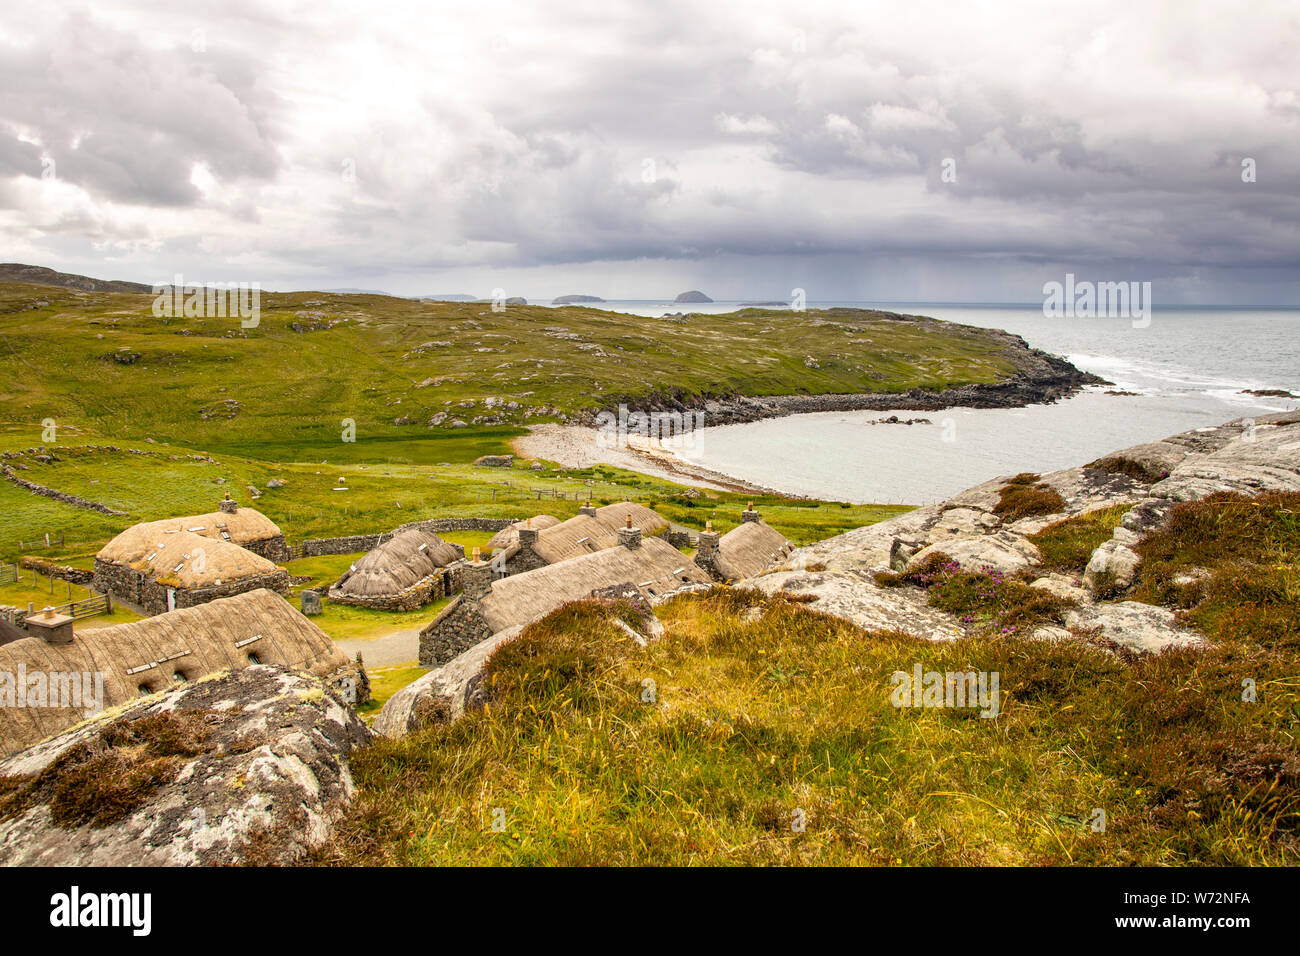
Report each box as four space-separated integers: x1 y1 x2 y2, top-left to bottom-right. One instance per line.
540 300 1300 505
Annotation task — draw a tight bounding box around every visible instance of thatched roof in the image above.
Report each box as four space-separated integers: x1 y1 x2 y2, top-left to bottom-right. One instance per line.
0 589 349 757
332 529 461 599
479 536 710 634
96 528 278 588
713 521 793 582
0 618 26 647
98 507 282 556
487 514 561 551
527 502 669 565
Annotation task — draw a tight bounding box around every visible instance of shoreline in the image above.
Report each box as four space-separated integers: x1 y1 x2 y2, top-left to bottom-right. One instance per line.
511 424 779 495
514 335 1104 497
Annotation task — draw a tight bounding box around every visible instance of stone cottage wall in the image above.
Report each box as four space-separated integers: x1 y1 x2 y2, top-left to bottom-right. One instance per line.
328 563 465 612
418 596 494 665
94 559 290 615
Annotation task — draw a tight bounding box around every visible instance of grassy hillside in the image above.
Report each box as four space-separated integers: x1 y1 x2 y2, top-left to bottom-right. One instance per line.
318 493 1300 865
0 282 1019 462
0 424 904 561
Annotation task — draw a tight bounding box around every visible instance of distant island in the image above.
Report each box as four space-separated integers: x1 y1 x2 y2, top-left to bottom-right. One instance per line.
675 290 713 303
552 294 606 304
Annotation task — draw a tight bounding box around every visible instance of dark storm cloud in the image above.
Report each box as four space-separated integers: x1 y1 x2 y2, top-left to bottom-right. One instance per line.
3 0 1299 302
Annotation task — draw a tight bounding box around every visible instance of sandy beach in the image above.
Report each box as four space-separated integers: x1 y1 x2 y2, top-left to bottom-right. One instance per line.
511 423 775 495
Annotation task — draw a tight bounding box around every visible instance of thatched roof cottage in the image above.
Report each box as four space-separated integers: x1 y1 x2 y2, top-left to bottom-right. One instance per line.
486 514 561 551
419 523 709 664
113 496 289 560
494 501 669 574
695 505 793 582
0 589 359 758
94 501 292 614
329 529 464 610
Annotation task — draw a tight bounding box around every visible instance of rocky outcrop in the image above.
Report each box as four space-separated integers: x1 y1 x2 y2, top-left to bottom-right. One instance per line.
0 665 371 866
375 625 525 737
578 322 1104 428
742 412 1300 656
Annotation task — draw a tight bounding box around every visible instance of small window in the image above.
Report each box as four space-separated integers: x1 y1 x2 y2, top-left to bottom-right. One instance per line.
173 671 187 683
247 652 260 664
137 684 152 696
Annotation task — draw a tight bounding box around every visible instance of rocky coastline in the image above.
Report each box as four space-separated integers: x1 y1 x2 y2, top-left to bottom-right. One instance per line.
575 330 1105 428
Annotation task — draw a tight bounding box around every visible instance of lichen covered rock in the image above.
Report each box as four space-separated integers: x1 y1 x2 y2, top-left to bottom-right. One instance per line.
0 665 371 866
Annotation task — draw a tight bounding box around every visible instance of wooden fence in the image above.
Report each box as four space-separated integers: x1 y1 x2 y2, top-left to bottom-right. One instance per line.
18 592 111 622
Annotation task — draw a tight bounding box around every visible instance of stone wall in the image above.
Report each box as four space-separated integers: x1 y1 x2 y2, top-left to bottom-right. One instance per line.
300 516 520 558
18 557 94 586
0 463 128 517
93 558 290 615
243 534 290 563
328 563 466 612
169 570 292 614
418 596 494 665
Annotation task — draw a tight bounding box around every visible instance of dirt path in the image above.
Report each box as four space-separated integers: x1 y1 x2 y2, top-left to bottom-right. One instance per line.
335 627 421 667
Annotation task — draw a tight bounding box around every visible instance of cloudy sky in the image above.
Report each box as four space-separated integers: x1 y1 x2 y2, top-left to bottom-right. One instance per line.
2 0 1298 303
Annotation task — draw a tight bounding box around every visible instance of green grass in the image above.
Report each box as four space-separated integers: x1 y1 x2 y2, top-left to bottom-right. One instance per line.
875 552 1077 637
357 664 430 721
317 491 1300 866
0 282 1025 463
1132 491 1300 653
0 574 142 627
316 582 1300 866
1030 504 1133 573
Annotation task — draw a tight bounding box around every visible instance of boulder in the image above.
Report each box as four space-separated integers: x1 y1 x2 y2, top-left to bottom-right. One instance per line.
744 569 965 641
0 666 371 866
1065 602 1205 655
1083 539 1141 593
908 533 1041 575
375 625 524 737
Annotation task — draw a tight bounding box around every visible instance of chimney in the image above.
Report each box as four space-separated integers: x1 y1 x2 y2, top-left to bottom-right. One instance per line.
616 514 642 550
741 501 761 523
517 527 539 551
696 520 720 558
578 498 597 517
25 606 74 645
460 553 494 601
219 492 238 514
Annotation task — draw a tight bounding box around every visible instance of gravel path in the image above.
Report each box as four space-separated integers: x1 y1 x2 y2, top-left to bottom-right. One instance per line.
335 628 421 668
